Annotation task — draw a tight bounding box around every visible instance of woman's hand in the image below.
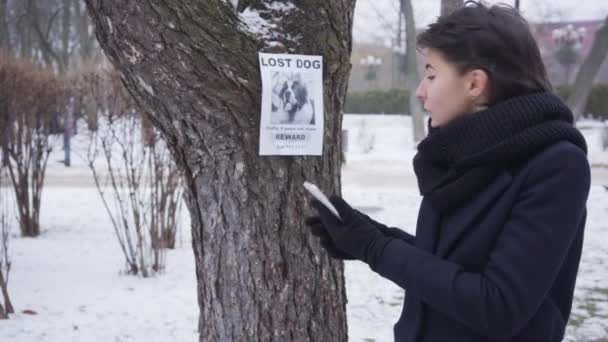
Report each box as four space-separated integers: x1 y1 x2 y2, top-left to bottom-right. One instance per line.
353 208 415 244
307 195 386 263
305 216 356 260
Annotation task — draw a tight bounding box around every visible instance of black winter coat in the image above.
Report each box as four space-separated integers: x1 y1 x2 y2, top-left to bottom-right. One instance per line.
369 141 591 341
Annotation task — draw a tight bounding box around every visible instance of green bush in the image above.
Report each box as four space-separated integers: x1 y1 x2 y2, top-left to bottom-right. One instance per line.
344 89 410 115
556 84 608 119
347 85 608 118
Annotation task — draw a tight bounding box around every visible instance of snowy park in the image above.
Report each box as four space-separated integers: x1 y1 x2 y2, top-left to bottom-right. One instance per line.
2 0 608 341
0 115 606 341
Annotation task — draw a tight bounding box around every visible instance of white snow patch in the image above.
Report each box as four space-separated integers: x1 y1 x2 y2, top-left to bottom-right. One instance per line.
239 7 276 37
137 75 154 96
106 16 113 34
124 41 143 64
2 114 608 341
235 162 245 176
268 2 296 12
237 3 296 42
225 0 239 9
267 41 286 49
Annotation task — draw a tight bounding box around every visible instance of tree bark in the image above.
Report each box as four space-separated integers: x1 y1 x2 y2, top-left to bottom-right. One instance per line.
401 0 426 143
0 0 9 50
26 0 56 67
85 1 353 341
0 92 9 167
441 0 463 17
567 16 608 120
1 0 11 166
16 1 32 59
61 0 71 71
0 268 14 315
73 0 94 61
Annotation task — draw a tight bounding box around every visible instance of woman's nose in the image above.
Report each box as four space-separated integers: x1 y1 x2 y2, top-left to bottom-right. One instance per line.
415 81 426 101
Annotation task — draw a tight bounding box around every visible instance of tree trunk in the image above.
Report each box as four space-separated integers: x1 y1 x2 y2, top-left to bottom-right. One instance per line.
441 0 463 16
85 1 353 341
1 3 10 166
402 0 426 143
17 1 32 59
0 105 9 168
63 108 71 167
74 0 94 61
567 16 608 120
27 0 62 70
0 269 14 315
60 0 71 71
0 0 9 50
61 0 72 165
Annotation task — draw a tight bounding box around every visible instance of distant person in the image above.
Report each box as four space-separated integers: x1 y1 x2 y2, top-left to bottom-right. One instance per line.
306 1 590 341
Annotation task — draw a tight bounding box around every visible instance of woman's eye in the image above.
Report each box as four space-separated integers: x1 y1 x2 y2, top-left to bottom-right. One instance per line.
426 75 436 81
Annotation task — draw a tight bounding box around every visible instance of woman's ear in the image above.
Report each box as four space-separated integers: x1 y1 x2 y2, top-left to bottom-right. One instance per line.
466 69 490 100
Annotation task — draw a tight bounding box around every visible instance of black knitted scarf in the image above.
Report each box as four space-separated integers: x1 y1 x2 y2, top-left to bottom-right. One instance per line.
413 91 587 215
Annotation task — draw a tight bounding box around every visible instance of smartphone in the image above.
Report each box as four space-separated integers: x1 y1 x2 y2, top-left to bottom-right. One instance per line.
303 181 342 220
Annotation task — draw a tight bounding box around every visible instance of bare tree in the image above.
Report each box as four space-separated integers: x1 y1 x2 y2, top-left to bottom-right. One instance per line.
60 0 71 70
82 69 183 276
25 0 65 70
364 0 425 142
0 0 8 137
14 1 33 59
0 166 15 319
364 2 405 89
567 16 608 120
0 0 10 50
401 0 426 143
71 62 101 131
3 0 96 71
0 55 67 237
3 1 98 166
72 0 95 62
85 0 352 340
0 50 9 167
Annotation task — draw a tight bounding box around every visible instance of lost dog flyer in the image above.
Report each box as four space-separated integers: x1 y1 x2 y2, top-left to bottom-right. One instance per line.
258 53 324 156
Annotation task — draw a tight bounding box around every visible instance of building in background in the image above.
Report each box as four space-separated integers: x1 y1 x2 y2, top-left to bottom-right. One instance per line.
348 19 608 93
532 19 608 86
349 42 409 93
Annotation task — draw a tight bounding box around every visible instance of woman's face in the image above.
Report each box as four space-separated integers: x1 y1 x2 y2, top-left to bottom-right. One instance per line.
415 48 489 128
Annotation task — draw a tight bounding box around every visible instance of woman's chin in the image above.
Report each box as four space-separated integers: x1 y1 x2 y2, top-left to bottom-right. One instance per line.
429 118 440 128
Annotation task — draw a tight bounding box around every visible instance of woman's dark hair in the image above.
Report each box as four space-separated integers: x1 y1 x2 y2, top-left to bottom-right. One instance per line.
417 1 551 105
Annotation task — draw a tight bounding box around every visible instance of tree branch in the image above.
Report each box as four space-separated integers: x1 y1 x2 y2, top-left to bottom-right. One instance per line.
567 16 608 120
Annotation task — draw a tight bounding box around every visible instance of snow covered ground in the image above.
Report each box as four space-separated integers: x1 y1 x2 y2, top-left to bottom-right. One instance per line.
1 114 607 341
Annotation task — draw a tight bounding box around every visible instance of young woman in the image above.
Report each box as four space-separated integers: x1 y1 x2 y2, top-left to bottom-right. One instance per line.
306 2 590 341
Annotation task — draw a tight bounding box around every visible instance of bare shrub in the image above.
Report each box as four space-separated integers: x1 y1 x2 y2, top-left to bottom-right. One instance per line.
80 69 183 276
0 55 68 237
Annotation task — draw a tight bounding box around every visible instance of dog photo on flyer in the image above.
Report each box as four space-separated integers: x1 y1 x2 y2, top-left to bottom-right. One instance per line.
258 53 324 156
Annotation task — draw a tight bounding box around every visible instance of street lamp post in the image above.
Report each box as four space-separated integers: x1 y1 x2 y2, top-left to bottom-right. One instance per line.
360 55 383 90
552 24 586 85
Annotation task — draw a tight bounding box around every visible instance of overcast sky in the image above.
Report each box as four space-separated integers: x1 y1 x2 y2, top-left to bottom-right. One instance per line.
353 0 608 44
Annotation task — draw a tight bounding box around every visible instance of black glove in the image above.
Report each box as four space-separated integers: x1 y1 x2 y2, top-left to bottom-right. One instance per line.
309 195 392 263
353 208 414 244
305 216 356 260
